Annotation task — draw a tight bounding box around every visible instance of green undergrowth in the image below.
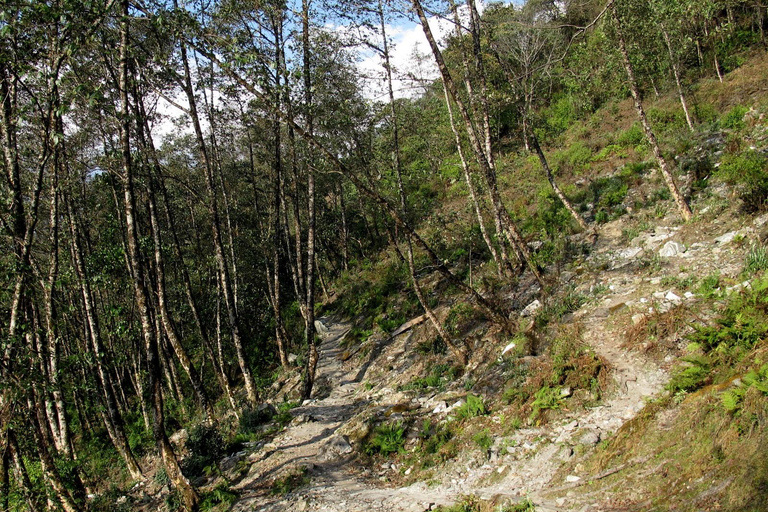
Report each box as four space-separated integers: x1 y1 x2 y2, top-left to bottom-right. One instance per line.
576 275 768 510
433 494 536 512
503 324 607 425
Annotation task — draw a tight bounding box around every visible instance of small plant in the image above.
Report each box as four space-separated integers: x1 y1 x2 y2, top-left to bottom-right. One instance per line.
455 394 488 420
472 429 493 452
697 272 722 298
530 386 564 421
200 482 239 510
503 498 537 512
720 105 749 130
445 302 479 337
239 405 275 434
716 150 768 212
720 364 768 413
364 422 407 456
420 420 453 454
271 466 310 495
434 494 483 512
745 243 768 274
667 355 712 393
182 424 225 478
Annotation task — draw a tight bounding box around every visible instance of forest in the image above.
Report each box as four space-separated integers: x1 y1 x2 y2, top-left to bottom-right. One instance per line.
1 0 767 510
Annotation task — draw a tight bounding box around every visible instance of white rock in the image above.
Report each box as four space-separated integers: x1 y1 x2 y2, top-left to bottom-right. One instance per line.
618 247 642 259
665 291 681 302
288 353 298 363
433 402 448 414
566 475 581 483
116 496 128 505
684 292 695 299
314 319 329 335
632 314 646 325
659 241 686 257
715 231 738 244
520 300 542 317
501 342 517 356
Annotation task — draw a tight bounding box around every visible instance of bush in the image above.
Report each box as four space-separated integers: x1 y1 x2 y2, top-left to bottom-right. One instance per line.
182 424 225 478
745 244 768 274
364 422 407 456
200 483 239 510
239 404 276 434
472 429 493 452
271 467 310 495
667 356 711 393
616 122 644 147
455 394 487 420
720 105 749 130
715 150 768 211
530 386 564 420
420 420 453 454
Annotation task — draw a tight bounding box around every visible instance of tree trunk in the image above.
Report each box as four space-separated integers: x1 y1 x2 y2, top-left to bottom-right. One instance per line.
529 133 590 232
178 40 258 407
117 4 198 509
660 23 694 131
612 6 693 222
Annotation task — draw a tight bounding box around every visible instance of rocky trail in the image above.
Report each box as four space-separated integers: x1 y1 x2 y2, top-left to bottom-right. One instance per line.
217 208 766 512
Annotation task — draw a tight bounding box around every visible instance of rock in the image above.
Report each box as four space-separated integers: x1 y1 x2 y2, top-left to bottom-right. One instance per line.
665 291 681 303
288 353 299 364
320 435 353 460
566 475 581 483
314 319 329 335
169 428 188 449
116 496 128 505
618 247 642 259
263 442 278 452
560 387 572 398
520 300 542 317
659 241 686 257
433 401 449 414
501 342 516 356
715 231 738 244
294 499 309 512
579 430 601 447
632 314 646 325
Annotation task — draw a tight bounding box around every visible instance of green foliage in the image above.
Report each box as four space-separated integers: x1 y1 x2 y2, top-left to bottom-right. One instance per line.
415 336 448 356
721 105 749 130
721 364 768 413
745 244 768 274
182 424 225 478
530 386 564 420
535 289 586 328
455 394 488 420
667 355 712 393
433 494 483 512
472 429 493 452
716 150 768 211
271 467 310 495
616 123 644 147
404 363 458 392
542 94 579 138
502 498 537 512
445 302 480 336
200 483 239 510
364 422 407 456
239 405 275 434
697 272 722 298
551 141 593 175
420 420 454 454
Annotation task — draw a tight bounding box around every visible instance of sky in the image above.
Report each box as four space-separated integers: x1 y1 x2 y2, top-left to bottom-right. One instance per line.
151 2 486 141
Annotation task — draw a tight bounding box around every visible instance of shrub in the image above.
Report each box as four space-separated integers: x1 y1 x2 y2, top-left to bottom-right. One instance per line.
239 405 275 434
530 386 564 420
715 150 768 211
472 429 493 452
182 424 225 478
200 483 239 510
667 355 712 393
445 302 479 337
720 105 749 130
616 122 644 147
745 244 768 274
420 420 454 454
364 422 407 456
455 394 487 420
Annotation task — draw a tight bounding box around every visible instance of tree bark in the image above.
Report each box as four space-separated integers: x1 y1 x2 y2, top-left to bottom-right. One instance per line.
612 5 693 222
660 23 694 131
117 4 198 509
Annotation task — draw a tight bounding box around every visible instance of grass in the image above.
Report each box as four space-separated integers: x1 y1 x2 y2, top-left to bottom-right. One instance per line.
364 421 407 456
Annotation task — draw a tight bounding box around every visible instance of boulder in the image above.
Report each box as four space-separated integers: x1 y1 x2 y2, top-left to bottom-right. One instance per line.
659 241 686 257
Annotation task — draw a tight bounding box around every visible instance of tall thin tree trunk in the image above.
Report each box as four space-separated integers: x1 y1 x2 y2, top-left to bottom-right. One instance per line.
660 23 694 131
178 40 258 407
301 0 319 400
613 6 693 222
118 5 198 508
